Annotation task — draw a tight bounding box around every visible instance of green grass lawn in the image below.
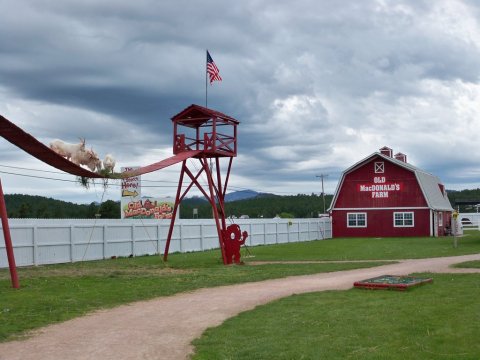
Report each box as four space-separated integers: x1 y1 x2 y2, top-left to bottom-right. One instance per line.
246 232 480 261
192 273 480 359
1 232 479 346
454 260 480 268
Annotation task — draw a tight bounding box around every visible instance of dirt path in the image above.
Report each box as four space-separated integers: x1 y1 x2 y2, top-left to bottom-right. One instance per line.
1 254 480 360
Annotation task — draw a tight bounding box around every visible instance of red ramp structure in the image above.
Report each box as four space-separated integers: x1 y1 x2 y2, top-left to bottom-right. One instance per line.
0 104 246 287
0 115 104 178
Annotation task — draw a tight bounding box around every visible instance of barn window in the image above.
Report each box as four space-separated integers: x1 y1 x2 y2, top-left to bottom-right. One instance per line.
374 162 384 173
347 213 367 227
393 212 414 227
438 212 443 227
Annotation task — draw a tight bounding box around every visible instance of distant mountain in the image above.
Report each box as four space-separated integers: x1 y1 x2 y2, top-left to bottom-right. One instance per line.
182 196 208 204
225 190 266 202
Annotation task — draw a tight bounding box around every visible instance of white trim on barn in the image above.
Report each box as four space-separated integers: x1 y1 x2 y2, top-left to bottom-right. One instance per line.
334 207 430 211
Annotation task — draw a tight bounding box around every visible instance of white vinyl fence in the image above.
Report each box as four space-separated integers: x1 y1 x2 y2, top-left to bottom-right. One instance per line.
0 218 332 268
457 213 480 230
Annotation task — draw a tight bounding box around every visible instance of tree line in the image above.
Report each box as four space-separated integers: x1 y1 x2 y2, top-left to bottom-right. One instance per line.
4 193 333 219
4 188 477 219
447 189 480 212
180 193 332 219
4 194 119 219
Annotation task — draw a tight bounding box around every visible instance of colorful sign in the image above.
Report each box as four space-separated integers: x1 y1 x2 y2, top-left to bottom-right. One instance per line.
121 167 141 198
357 176 402 199
120 167 177 219
121 166 141 219
122 197 177 219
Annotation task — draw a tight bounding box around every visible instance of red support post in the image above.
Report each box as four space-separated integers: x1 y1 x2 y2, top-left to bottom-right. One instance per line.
179 167 205 202
214 159 227 230
184 166 212 201
223 157 233 197
202 157 227 264
163 162 186 262
234 124 237 155
0 178 19 288
216 158 223 199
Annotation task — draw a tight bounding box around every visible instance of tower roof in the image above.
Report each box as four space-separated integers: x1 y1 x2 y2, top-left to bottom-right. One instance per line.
171 104 239 128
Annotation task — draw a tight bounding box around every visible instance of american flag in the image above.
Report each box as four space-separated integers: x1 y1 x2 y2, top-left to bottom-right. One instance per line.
207 51 222 84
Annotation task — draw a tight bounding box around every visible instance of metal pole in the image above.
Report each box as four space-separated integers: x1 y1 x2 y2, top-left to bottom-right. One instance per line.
0 178 19 288
453 211 458 248
316 174 329 215
205 49 208 108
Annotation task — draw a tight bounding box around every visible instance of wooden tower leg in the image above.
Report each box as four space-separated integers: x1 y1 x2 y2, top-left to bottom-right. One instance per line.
202 158 228 264
0 179 19 288
163 161 186 262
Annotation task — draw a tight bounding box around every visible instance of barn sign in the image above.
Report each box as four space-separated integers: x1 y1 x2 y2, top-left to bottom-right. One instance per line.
358 176 402 198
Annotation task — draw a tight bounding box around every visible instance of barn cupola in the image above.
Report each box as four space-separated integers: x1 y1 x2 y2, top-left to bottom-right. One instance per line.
394 152 407 163
379 146 393 157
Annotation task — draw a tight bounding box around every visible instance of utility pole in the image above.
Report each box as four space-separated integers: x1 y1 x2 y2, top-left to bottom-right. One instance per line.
316 174 329 215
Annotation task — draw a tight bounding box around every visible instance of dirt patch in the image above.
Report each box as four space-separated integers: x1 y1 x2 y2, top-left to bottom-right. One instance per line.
1 254 480 360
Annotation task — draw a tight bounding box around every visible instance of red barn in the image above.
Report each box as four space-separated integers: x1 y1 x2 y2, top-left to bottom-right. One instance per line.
329 146 453 237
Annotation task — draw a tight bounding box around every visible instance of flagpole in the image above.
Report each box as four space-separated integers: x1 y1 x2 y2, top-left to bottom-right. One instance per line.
205 49 208 108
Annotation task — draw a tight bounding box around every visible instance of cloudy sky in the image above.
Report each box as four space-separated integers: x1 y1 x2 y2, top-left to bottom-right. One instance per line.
1 0 480 204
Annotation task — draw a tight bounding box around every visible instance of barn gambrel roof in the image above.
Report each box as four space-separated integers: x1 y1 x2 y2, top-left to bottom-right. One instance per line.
330 152 453 212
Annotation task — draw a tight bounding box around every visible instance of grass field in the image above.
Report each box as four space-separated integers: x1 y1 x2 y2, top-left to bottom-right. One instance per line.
190 233 480 359
192 273 480 359
245 233 480 261
1 232 479 349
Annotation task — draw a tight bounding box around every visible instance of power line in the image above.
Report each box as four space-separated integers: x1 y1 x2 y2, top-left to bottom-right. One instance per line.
0 164 181 184
0 164 70 175
0 170 80 183
0 170 196 188
0 164 321 196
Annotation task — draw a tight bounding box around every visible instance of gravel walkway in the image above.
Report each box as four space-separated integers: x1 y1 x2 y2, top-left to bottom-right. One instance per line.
1 254 480 360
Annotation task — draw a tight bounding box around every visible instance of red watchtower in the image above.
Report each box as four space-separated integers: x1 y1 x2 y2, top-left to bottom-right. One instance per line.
173 104 238 157
165 104 246 265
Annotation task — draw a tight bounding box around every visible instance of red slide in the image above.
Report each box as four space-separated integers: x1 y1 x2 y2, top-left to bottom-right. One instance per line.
0 115 104 178
0 115 201 179
121 150 201 178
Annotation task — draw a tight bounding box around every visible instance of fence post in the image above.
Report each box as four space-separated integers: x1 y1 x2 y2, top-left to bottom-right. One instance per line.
248 223 252 246
263 222 266 245
33 225 38 265
179 223 183 253
200 224 204 251
287 221 290 243
70 225 74 262
103 224 108 259
275 222 278 244
157 224 161 254
131 223 135 257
